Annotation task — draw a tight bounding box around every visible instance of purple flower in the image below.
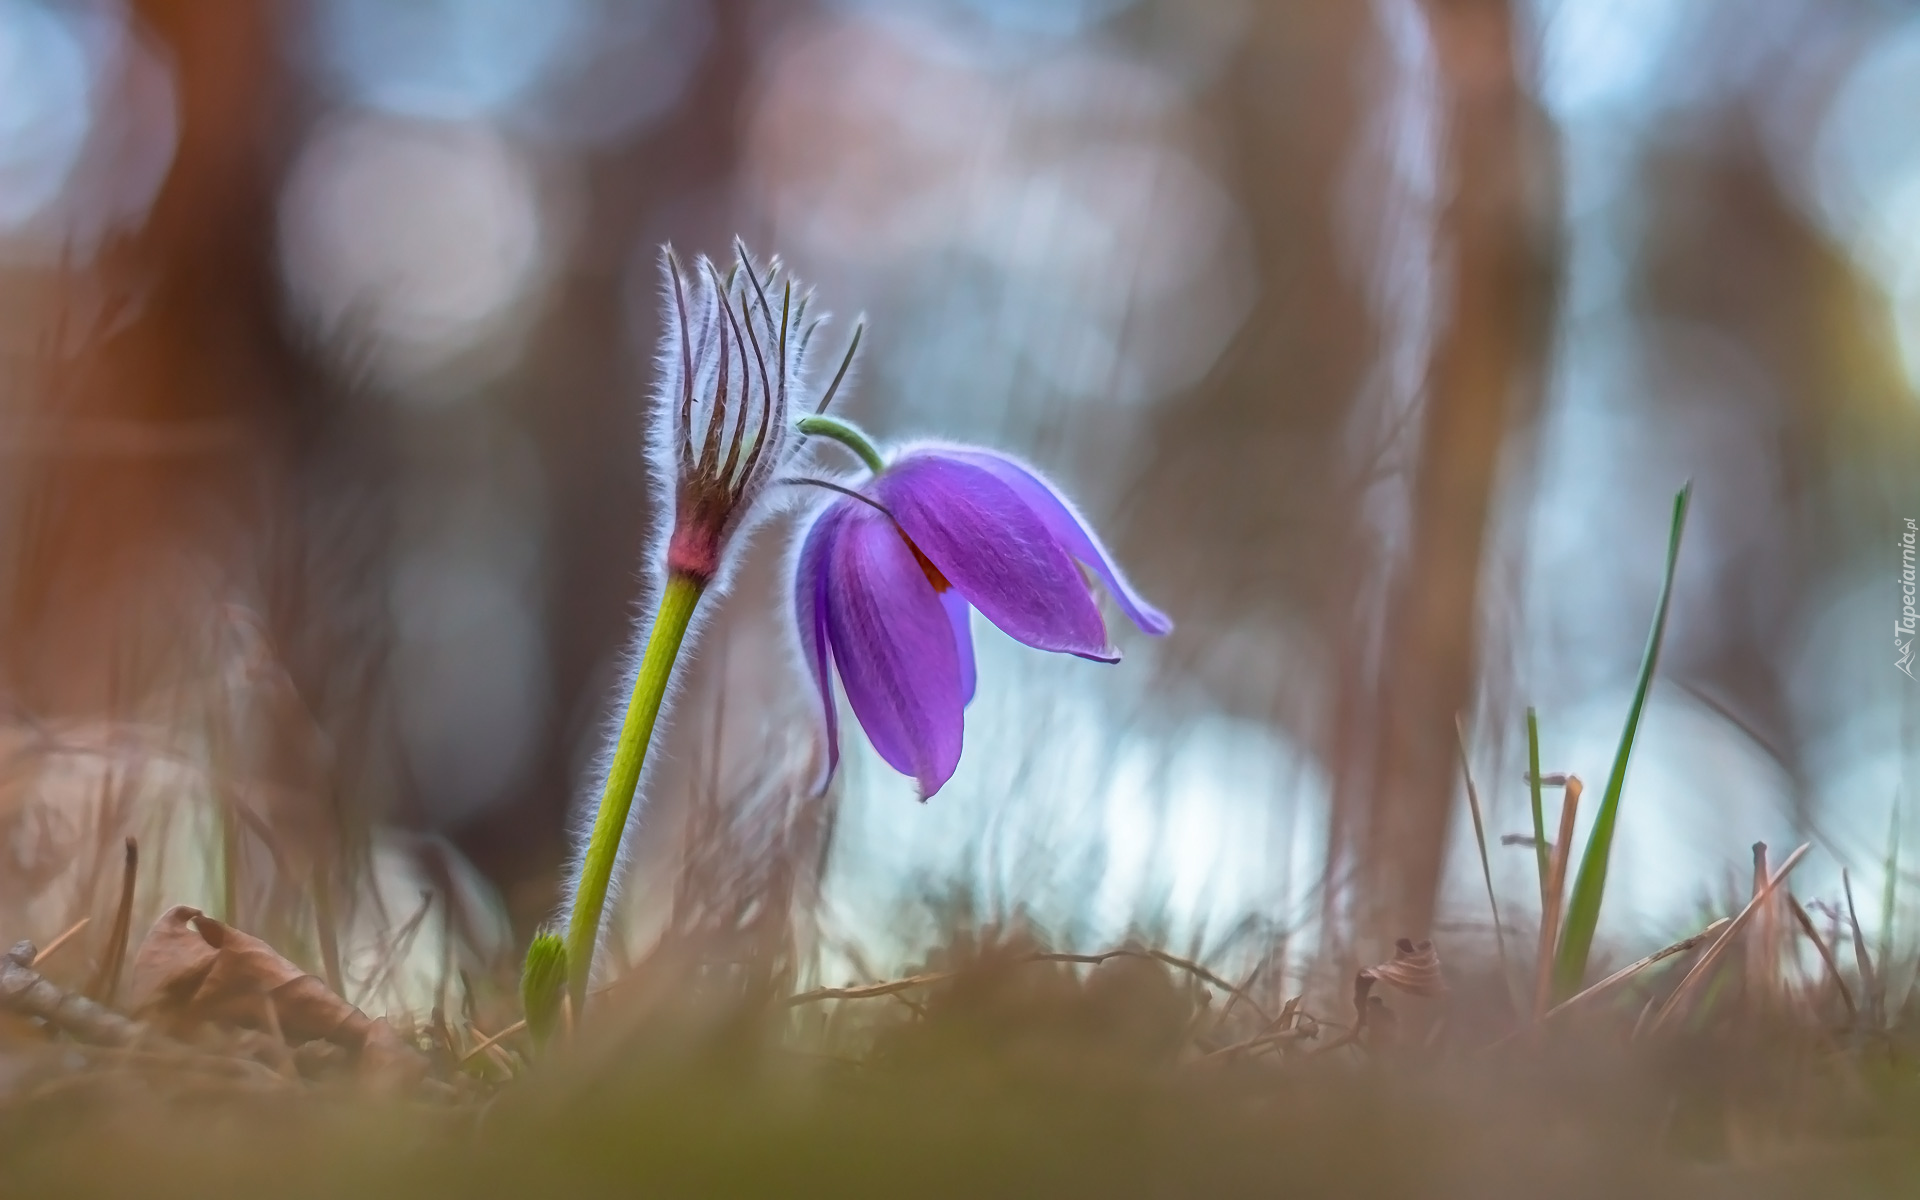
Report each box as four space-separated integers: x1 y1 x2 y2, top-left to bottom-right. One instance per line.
792 442 1171 799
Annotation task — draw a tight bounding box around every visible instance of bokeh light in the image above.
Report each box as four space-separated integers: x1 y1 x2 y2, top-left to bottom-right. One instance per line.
1811 15 1920 392
276 112 554 391
745 14 1253 444
0 0 176 261
303 0 711 145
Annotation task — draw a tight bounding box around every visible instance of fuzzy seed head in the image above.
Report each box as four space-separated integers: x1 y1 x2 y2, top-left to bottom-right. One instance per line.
656 240 829 586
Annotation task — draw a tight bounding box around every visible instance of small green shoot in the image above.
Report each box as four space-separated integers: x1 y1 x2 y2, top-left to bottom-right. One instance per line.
1551 483 1692 1002
521 932 568 1048
1455 716 1513 1001
1526 708 1548 908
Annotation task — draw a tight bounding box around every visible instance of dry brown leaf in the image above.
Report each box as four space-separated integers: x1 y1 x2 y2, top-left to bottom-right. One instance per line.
1363 938 1448 998
127 906 426 1088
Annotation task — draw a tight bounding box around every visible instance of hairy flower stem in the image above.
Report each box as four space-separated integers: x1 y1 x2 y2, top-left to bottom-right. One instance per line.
798 413 886 475
562 569 706 1011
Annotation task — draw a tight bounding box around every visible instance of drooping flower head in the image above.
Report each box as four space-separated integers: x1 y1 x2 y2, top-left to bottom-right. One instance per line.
655 240 859 588
791 434 1171 800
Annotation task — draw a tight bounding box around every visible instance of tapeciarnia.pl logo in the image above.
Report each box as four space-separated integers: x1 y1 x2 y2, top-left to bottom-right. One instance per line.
1900 518 1917 680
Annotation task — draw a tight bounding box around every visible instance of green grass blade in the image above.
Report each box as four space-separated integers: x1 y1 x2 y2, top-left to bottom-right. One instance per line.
1526 708 1547 908
1550 483 1692 1001
1456 716 1513 998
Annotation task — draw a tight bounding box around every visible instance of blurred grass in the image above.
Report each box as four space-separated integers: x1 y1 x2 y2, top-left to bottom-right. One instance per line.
6 916 1920 1200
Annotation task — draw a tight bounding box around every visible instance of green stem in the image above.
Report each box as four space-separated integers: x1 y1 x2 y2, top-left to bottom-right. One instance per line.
563 570 705 1010
797 413 886 475
1526 708 1547 908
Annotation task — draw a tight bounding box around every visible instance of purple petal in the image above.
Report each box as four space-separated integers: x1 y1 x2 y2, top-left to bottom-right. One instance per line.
944 592 976 706
793 503 845 793
824 506 966 798
876 453 1114 660
944 448 1172 636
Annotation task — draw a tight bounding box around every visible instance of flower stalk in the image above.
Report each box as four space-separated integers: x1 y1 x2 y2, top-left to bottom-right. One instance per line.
521 239 861 1030
797 413 885 475
562 569 705 1010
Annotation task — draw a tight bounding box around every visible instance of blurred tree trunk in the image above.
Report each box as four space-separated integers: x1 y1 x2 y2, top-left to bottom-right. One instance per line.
1344 0 1555 941
9 1 298 710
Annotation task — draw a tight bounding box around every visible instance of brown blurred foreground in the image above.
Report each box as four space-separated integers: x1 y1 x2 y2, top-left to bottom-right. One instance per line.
4 902 1920 1200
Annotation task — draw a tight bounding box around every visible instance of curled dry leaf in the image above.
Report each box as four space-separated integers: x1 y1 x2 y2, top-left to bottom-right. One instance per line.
126 906 426 1088
1363 938 1448 999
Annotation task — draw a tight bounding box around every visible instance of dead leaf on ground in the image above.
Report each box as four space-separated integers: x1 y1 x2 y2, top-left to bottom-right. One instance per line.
127 906 426 1089
1363 938 1448 998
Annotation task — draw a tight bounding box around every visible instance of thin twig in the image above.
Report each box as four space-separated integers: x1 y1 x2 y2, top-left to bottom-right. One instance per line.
459 1019 526 1065
1197 1025 1318 1063
1314 972 1377 1056
785 970 958 1007
29 918 90 969
1217 958 1267 1027
458 978 624 1064
359 890 434 1004
1197 997 1313 1063
0 941 161 1048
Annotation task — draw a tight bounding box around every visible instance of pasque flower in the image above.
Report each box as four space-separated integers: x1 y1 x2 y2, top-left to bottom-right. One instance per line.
541 241 860 1017
791 421 1172 799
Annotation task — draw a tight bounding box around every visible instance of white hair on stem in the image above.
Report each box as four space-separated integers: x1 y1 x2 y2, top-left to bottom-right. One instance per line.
553 240 863 977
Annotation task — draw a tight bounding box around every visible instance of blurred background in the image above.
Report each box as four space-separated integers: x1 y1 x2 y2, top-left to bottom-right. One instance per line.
2 0 1918 1004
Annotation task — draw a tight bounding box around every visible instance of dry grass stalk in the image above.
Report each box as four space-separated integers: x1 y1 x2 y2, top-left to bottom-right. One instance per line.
1787 894 1856 1022
1533 776 1583 1020
1198 996 1317 1063
356 890 434 1005
460 979 625 1065
1747 843 1777 1019
1643 842 1811 1037
460 1018 527 1066
86 836 137 1002
1841 869 1880 1027
1539 918 1731 1026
